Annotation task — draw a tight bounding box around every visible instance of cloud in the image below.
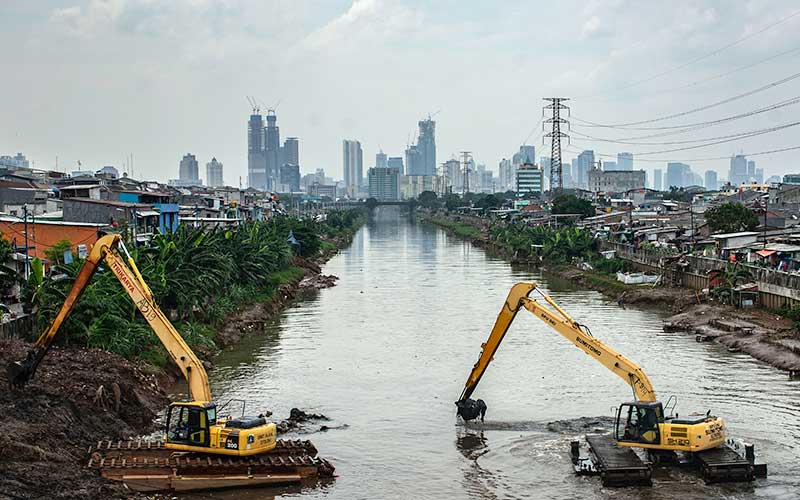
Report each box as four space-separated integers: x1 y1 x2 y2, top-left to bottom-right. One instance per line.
301 0 423 51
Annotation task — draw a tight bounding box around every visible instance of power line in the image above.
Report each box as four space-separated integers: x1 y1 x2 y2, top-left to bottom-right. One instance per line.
570 118 800 146
576 9 800 99
573 70 800 128
564 143 800 163
572 94 800 133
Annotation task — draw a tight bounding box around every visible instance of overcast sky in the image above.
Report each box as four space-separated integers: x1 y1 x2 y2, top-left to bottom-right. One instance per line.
2 0 799 185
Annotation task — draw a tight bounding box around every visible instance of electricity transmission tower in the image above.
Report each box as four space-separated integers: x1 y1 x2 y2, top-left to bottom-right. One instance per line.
461 151 472 196
543 98 570 196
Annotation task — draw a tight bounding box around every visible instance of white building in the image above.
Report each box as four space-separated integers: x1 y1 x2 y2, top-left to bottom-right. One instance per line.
206 157 224 187
516 164 543 195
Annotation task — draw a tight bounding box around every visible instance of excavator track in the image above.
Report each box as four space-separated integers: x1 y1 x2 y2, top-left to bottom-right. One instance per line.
87 439 334 493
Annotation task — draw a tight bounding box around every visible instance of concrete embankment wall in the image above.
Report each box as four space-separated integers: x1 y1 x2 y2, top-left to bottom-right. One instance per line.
603 242 800 310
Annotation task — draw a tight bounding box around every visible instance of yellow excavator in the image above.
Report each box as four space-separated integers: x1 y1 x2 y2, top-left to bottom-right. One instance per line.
9 234 277 456
456 282 764 484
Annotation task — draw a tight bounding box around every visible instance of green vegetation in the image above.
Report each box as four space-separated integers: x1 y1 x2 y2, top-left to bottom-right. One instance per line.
44 239 73 265
426 216 483 239
0 233 17 290
705 202 758 234
490 224 596 263
31 210 365 362
779 304 800 331
708 263 754 305
551 194 595 219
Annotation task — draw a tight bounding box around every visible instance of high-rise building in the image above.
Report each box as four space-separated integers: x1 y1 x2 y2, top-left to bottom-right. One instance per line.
247 113 266 190
728 155 748 186
516 163 543 195
617 152 633 170
666 162 691 189
747 160 756 179
498 158 514 191
280 164 300 192
575 150 595 189
513 145 536 166
704 170 718 191
368 167 400 200
405 144 421 176
387 156 404 175
0 153 30 169
375 150 388 168
283 137 299 167
179 153 200 184
755 168 764 184
445 159 461 192
206 157 224 187
342 140 363 197
416 118 436 176
588 169 646 193
602 161 617 170
264 110 281 190
654 168 663 190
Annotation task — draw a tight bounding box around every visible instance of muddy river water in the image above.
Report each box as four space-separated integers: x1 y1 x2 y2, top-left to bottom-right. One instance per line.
199 209 799 500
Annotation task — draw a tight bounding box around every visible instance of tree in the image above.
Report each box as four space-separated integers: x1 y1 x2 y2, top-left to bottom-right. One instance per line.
417 190 438 208
551 195 594 219
477 194 501 210
709 263 753 305
365 197 379 210
705 203 758 234
444 194 462 211
44 239 73 265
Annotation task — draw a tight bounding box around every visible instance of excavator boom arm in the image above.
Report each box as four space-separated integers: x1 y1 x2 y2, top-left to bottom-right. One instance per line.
9 234 212 402
459 282 656 404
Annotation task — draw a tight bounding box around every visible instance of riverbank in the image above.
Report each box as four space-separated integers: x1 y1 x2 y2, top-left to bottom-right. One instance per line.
0 214 364 499
419 210 800 374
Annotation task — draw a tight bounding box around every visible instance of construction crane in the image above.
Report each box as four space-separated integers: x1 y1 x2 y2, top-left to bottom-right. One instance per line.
8 234 334 491
456 282 765 485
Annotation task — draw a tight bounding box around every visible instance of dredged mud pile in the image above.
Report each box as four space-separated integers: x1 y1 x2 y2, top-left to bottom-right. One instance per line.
0 340 169 500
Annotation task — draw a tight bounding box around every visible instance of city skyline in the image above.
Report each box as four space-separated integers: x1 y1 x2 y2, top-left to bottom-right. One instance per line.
2 2 800 186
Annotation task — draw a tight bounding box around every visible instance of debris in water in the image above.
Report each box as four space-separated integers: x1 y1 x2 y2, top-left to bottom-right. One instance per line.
276 408 331 434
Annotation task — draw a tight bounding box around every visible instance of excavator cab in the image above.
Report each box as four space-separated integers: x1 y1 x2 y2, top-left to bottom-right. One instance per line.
166 402 215 448
615 401 664 446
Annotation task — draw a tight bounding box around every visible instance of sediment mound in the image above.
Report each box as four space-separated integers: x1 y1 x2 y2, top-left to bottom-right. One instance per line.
0 340 168 500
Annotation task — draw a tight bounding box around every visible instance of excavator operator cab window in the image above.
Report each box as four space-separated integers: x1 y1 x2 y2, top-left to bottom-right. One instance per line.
166 404 210 447
616 402 663 445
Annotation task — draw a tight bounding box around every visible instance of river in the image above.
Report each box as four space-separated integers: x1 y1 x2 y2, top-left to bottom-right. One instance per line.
199 208 799 500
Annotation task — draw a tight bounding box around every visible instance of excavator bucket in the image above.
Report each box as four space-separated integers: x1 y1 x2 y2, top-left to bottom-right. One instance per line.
8 361 30 389
456 399 487 422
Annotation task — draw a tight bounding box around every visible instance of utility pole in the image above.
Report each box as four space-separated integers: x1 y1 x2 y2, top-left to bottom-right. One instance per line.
22 204 30 280
461 151 472 197
543 98 570 198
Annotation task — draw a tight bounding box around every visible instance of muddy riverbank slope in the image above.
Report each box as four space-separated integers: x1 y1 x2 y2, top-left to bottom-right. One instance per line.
0 226 360 499
420 211 800 374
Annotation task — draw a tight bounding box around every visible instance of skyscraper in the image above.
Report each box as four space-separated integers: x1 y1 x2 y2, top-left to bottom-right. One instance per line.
405 144 421 176
179 153 200 184
654 168 663 191
343 140 363 197
280 164 300 192
264 110 280 190
575 150 595 189
666 162 691 189
728 155 748 186
206 157 224 187
513 145 536 166
704 170 718 191
376 150 388 168
617 152 633 170
283 137 299 166
387 156 404 175
247 113 266 190
416 118 436 176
